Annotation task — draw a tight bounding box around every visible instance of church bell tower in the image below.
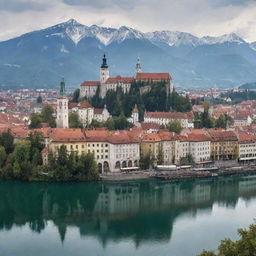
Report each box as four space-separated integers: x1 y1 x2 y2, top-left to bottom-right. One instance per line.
56 78 69 128
100 53 109 84
135 56 142 74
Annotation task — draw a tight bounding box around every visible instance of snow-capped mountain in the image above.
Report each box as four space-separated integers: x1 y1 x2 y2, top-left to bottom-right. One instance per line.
201 33 246 45
250 42 256 51
40 19 247 47
42 20 145 46
0 19 256 89
145 31 201 47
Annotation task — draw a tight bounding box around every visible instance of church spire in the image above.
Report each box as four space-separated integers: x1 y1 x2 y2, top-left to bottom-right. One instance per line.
136 56 142 74
101 53 108 69
60 78 66 97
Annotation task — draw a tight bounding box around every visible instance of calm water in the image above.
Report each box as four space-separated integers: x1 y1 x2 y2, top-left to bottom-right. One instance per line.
1 175 256 256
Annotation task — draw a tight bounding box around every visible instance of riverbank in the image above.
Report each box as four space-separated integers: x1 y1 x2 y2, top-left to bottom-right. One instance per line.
100 164 256 181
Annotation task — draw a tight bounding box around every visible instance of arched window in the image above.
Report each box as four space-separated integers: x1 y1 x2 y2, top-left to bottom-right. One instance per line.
115 161 121 169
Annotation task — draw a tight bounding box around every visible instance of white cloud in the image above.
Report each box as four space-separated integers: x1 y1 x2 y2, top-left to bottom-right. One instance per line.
0 0 256 42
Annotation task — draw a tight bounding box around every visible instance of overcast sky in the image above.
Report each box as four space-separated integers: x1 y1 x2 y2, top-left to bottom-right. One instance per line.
1 0 256 42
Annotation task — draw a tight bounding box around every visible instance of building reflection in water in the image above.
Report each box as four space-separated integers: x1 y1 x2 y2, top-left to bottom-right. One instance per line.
1 175 256 247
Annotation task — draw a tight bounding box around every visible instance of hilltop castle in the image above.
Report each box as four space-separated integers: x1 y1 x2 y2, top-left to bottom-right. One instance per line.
80 54 174 99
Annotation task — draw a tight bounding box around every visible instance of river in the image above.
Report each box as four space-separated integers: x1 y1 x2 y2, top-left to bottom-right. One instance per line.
1 175 256 256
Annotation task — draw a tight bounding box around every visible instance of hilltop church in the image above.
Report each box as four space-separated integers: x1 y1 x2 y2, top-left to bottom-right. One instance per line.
80 54 174 99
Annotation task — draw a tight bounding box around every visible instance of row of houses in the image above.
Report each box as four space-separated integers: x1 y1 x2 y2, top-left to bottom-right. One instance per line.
28 127 256 173
3 125 256 173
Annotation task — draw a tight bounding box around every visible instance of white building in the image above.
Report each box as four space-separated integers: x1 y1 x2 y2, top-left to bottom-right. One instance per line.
108 130 140 172
177 136 190 161
80 54 174 99
187 134 211 164
78 101 94 127
69 101 111 126
94 105 111 122
80 81 100 99
56 79 69 128
130 105 139 125
237 132 256 161
233 114 252 127
144 111 194 128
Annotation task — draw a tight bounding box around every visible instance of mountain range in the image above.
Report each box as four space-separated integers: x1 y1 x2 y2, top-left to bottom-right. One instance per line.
0 18 256 90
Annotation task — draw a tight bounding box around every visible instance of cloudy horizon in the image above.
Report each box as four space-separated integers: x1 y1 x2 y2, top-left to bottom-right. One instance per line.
1 0 256 42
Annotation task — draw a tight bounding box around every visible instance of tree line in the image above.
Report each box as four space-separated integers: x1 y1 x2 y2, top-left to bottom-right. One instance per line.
30 104 56 128
0 130 99 182
74 81 192 120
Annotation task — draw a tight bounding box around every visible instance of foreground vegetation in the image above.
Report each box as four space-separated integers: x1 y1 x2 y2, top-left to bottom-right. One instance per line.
0 130 99 182
197 222 256 256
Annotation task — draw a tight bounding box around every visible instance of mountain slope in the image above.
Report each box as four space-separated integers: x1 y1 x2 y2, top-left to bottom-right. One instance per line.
0 19 256 89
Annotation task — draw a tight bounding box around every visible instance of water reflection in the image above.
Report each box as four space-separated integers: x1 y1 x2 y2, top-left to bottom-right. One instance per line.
1 175 256 247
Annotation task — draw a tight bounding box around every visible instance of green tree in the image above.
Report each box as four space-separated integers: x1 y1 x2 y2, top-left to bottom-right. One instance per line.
0 146 6 168
180 153 195 166
140 152 154 170
69 112 82 128
41 105 56 128
36 95 43 104
89 119 105 128
13 140 34 180
166 120 183 134
28 132 44 152
114 113 133 130
197 222 256 256
29 113 42 129
13 140 31 164
0 130 14 154
105 117 115 130
157 145 164 165
72 89 80 103
13 161 21 179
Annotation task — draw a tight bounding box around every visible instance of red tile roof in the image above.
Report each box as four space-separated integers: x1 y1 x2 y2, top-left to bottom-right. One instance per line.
108 130 140 144
136 73 172 80
94 108 104 115
68 102 79 109
237 132 256 144
79 101 93 109
50 128 85 142
142 133 161 142
31 128 52 138
106 76 134 83
144 111 189 119
80 81 100 87
158 130 178 141
84 129 110 142
207 130 238 142
187 133 211 142
140 122 161 130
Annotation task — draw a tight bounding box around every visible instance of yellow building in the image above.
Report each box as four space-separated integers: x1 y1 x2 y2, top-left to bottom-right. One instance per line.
207 130 238 160
140 133 161 162
48 128 87 155
140 130 178 165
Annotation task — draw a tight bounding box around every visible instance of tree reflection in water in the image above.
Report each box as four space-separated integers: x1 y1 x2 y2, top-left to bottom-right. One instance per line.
1 175 256 246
